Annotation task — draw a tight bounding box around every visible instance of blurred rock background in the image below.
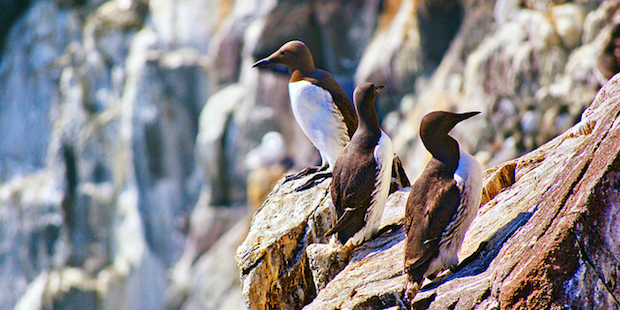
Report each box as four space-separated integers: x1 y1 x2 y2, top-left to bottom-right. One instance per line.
0 0 618 309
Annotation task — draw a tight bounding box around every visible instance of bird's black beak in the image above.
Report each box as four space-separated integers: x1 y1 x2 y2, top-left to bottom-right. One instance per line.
375 85 385 93
454 111 481 123
252 58 273 68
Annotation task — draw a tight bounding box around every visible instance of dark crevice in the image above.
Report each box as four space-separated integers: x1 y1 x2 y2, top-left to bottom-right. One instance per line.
240 255 264 276
283 224 311 277
411 292 436 310
575 232 620 307
477 287 492 305
417 0 464 75
61 144 78 233
0 0 31 57
427 210 533 287
210 113 233 205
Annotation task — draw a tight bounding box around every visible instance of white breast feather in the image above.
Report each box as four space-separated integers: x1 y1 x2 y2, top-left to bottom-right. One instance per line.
350 131 393 245
288 81 350 167
426 148 482 276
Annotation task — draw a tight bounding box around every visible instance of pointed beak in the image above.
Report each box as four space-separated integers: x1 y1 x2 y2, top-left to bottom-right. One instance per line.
252 58 274 68
375 85 385 93
454 111 481 123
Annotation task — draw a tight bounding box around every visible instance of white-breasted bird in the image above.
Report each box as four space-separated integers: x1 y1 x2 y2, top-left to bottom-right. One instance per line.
253 40 357 191
404 111 483 300
325 83 393 246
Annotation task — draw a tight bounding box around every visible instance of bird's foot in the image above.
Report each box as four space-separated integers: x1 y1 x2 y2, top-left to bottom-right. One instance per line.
426 273 436 281
393 290 408 310
403 280 420 307
284 166 320 182
293 171 332 192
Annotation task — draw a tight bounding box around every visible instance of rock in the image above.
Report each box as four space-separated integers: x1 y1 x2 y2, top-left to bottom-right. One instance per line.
205 7 247 91
582 0 620 44
170 213 250 310
391 0 615 179
166 203 248 308
149 0 224 51
595 10 620 81
245 131 292 209
99 187 168 310
416 0 464 73
196 83 248 206
0 1 81 181
355 0 422 119
550 3 585 49
0 170 65 309
237 73 620 309
304 190 409 307
252 0 380 79
235 176 333 310
305 243 352 293
123 28 207 268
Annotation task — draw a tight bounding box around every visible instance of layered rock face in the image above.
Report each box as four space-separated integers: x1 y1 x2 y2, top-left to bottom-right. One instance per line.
237 73 620 309
2 0 620 309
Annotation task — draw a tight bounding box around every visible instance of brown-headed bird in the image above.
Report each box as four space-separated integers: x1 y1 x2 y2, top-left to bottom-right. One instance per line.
325 83 393 246
404 111 483 300
253 40 357 191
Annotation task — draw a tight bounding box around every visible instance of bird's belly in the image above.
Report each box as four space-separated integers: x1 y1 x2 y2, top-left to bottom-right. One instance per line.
289 81 349 167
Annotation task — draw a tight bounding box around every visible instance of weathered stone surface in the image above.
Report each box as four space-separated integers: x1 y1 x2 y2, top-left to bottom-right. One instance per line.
238 74 620 309
0 1 81 181
235 176 333 310
392 0 613 180
196 83 248 206
169 213 250 310
355 0 422 119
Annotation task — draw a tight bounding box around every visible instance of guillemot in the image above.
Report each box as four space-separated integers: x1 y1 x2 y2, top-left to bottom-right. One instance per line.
325 83 393 246
403 111 483 301
252 40 357 191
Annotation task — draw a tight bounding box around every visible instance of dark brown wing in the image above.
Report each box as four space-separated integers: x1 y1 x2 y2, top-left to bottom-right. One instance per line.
305 70 358 138
404 159 460 282
326 143 377 244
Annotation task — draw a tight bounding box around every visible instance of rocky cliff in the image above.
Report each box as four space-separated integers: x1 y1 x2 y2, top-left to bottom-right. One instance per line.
236 73 620 309
1 0 619 309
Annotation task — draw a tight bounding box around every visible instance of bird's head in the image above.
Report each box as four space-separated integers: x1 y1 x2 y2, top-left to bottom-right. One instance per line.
252 40 315 74
353 82 383 112
420 111 480 140
352 83 384 130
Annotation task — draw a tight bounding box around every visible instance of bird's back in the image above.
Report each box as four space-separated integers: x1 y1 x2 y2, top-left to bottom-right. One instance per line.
330 130 392 245
404 159 460 279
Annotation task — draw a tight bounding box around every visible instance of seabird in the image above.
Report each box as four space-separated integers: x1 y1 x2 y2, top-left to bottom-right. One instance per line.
324 83 393 246
404 111 483 301
252 40 357 191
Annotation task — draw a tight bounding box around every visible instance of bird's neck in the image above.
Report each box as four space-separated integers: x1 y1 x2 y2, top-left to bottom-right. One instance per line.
425 135 460 173
290 63 316 78
357 106 381 136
